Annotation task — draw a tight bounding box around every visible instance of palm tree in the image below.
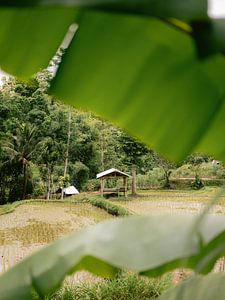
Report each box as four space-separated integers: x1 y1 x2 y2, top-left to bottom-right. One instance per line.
2 123 42 199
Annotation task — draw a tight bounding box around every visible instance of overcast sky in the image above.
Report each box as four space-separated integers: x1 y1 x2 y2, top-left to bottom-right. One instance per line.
209 0 225 17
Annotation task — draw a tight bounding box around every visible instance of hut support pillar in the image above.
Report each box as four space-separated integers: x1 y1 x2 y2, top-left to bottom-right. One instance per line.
132 165 137 195
100 178 104 197
123 177 128 198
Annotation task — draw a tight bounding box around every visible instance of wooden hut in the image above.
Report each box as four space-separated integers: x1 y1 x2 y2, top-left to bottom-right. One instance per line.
96 168 130 197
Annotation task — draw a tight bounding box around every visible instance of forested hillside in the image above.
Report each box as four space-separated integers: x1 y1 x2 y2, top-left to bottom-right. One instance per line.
0 71 160 203
1 70 224 204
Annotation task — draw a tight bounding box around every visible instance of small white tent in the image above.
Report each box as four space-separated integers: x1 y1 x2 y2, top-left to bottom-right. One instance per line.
63 186 79 196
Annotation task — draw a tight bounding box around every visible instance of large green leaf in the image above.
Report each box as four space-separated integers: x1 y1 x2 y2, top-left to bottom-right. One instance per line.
1 214 225 299
0 2 225 162
47 0 208 19
159 273 225 300
1 3 225 299
0 0 208 19
192 18 225 57
0 7 76 77
51 10 225 162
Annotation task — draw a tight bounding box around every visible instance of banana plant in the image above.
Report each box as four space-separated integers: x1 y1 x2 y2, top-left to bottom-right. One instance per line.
1 1 225 299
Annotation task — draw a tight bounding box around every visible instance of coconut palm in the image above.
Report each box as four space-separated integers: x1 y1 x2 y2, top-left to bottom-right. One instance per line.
2 123 42 199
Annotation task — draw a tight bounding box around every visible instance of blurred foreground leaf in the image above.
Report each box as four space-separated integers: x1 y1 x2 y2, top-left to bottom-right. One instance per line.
0 7 76 77
0 2 225 161
159 273 225 300
51 10 225 162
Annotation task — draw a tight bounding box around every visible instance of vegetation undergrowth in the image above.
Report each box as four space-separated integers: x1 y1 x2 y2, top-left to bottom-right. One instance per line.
33 272 172 300
0 200 24 215
82 196 131 216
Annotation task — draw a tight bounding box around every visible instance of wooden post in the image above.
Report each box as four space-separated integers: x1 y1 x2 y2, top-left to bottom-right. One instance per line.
124 177 128 198
46 164 51 200
132 165 137 195
100 178 104 197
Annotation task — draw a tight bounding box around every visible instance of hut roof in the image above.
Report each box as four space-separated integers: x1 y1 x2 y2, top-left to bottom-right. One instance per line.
63 186 79 195
96 168 130 179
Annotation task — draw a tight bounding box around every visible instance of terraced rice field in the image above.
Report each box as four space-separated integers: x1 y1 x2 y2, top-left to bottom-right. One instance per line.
0 201 112 279
117 187 225 215
115 187 225 278
1 188 225 282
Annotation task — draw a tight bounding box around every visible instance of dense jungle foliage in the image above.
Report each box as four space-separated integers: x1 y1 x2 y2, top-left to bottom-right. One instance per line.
0 71 168 203
1 71 224 203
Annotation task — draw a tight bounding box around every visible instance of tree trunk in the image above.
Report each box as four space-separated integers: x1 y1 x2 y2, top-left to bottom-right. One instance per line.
100 122 105 171
47 164 51 200
50 172 54 200
132 165 137 195
61 111 71 200
22 162 27 200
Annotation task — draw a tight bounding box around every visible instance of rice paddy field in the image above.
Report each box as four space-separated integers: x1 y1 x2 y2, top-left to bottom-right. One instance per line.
0 201 113 280
0 186 225 283
117 187 225 215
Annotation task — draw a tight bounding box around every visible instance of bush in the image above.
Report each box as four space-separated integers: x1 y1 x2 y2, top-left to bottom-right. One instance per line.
136 168 164 189
198 162 225 178
30 163 45 197
173 163 225 180
86 196 130 216
84 179 100 191
191 175 204 190
69 162 90 191
172 164 194 178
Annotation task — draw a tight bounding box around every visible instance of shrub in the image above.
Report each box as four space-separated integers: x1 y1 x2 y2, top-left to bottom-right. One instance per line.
173 163 225 180
69 162 90 191
191 175 204 190
136 168 164 189
86 196 130 216
172 164 194 178
84 179 100 191
198 162 225 178
30 163 45 197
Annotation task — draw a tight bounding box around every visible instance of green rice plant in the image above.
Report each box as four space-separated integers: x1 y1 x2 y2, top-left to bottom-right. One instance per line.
86 196 130 217
0 201 22 216
32 272 171 300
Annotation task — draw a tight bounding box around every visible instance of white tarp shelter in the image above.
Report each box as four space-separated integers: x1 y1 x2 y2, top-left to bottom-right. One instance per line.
63 185 79 195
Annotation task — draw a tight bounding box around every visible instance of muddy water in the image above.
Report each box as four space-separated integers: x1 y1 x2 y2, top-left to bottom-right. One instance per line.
0 202 112 277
